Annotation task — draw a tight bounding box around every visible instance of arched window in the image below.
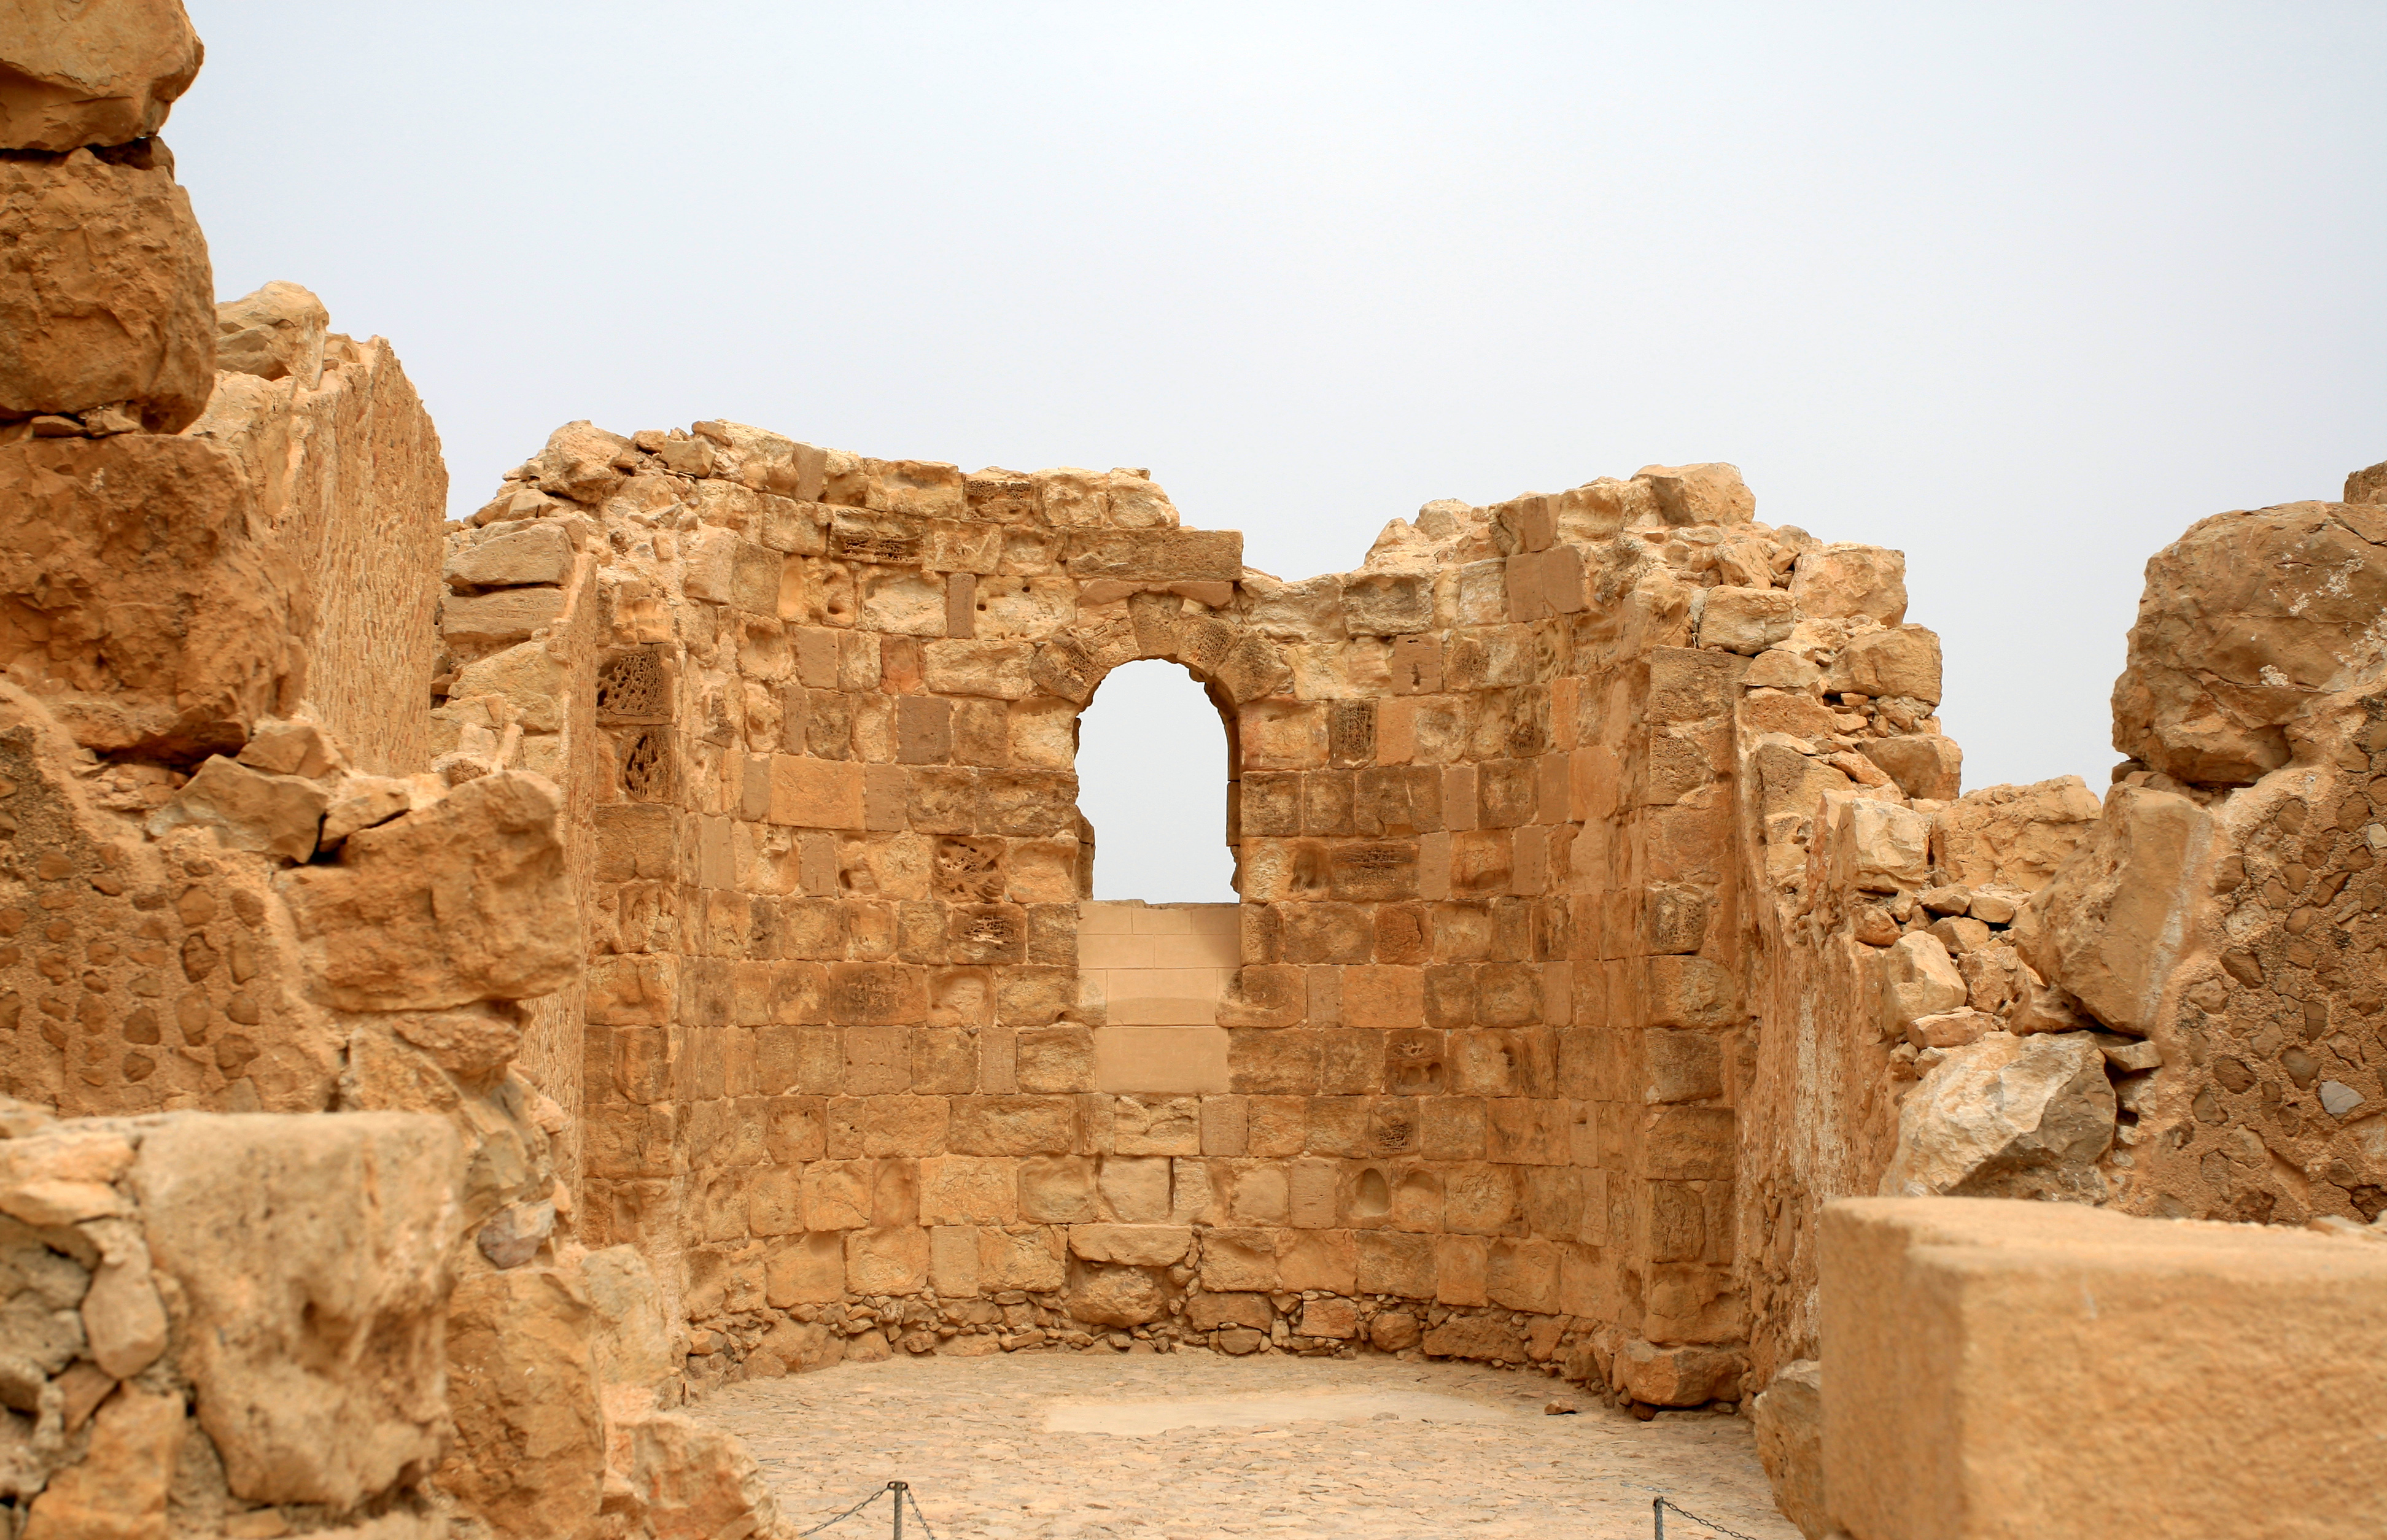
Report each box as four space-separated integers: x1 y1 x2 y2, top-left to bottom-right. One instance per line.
1074 659 1236 902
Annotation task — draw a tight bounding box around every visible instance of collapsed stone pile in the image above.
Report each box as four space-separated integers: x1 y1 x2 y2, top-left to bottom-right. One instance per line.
2 4 2383 1539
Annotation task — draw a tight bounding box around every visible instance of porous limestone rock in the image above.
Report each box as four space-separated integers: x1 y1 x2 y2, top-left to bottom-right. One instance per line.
0 0 201 150
621 1414 796 1540
131 1112 464 1509
1637 462 1756 526
1879 1032 2114 1202
18 1386 185 1540
0 144 213 430
2111 499 2387 784
1879 932 1966 1031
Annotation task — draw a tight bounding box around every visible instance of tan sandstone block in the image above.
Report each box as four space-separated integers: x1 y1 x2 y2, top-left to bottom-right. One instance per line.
768 754 863 829
1822 1198 2387 1540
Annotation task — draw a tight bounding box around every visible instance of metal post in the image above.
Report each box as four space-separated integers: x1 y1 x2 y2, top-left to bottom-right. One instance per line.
890 1482 906 1540
1652 1495 1664 1539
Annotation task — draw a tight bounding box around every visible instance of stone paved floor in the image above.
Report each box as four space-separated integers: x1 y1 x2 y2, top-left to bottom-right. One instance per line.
697 1348 1798 1540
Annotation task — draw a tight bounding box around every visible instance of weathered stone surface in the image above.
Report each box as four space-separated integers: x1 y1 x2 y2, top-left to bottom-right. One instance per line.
1636 463 1755 526
216 279 329 387
20 1387 185 1540
1930 776 2103 892
1618 1339 1742 1406
131 1113 463 1509
1879 933 1966 1030
439 1267 605 1540
280 770 577 1011
0 0 201 150
447 522 573 590
2111 500 2387 784
1788 544 1906 624
0 146 212 429
1698 586 1795 654
622 1412 794 1540
1879 1032 2113 1201
0 435 293 757
146 753 328 861
1822 1198 2387 1540
1825 624 1941 705
1750 1360 1826 1540
2012 784 2212 1036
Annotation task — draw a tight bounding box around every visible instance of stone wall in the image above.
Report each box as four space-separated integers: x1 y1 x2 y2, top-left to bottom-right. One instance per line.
439 426 1923 1404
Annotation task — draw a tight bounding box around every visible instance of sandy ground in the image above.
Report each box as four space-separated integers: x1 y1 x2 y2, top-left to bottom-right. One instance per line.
695 1348 1798 1540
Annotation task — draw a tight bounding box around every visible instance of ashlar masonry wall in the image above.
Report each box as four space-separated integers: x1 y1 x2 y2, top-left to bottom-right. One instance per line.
440 429 1855 1403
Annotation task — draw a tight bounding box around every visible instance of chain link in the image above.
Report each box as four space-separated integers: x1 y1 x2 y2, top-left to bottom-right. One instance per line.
796 1485 888 1537
901 1486 940 1540
1655 1495 1776 1540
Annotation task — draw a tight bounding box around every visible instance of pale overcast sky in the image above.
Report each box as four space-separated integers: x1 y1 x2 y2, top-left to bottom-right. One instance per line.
175 3 2386 902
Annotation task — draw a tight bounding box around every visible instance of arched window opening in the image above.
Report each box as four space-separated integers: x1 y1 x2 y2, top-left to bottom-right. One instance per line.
1074 659 1236 902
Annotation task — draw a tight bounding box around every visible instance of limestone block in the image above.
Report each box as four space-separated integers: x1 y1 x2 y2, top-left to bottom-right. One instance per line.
215 279 330 387
2112 500 2387 783
438 1268 605 1540
0 145 212 428
446 522 573 589
1063 528 1240 583
1343 572 1435 635
1067 1224 1190 1266
2011 784 2212 1036
1068 1261 1166 1326
1879 1032 2113 1201
0 435 294 756
0 0 200 149
279 770 578 1011
1788 543 1906 625
535 420 631 505
442 587 566 649
922 639 1034 698
1825 624 1942 705
20 1387 184 1540
448 641 569 733
146 753 328 862
1636 462 1755 526
1815 792 1930 894
1858 733 1960 800
1750 739 1855 822
621 1412 792 1540
1930 776 2102 892
1879 933 1966 1030
131 1113 462 1508
1751 1360 1828 1539
1422 1314 1524 1365
1822 1198 2387 1540
1697 586 1795 655
1618 1339 1742 1406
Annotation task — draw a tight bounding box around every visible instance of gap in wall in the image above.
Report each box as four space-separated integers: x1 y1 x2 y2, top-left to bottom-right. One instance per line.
1074 657 1237 903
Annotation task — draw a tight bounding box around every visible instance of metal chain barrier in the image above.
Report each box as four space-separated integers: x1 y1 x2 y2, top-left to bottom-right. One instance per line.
796 1480 941 1539
1651 1494 1776 1540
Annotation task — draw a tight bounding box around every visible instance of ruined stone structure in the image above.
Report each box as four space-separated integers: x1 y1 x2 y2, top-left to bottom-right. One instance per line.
4 5 2385 1539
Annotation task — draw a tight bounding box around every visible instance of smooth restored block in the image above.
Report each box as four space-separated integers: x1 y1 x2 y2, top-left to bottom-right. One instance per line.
1093 1026 1230 1094
1822 1198 2387 1540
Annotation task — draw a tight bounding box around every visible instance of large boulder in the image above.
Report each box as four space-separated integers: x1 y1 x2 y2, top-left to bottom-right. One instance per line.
1879 1032 2114 1202
2111 499 2387 784
0 145 214 429
0 0 202 151
279 770 579 1011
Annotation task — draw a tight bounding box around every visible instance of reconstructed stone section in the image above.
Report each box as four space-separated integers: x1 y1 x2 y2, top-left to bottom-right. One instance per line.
1809 1198 2387 1540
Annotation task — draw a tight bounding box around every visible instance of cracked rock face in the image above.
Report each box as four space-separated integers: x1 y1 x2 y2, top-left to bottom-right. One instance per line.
1879 1031 2116 1202
2111 500 2387 786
